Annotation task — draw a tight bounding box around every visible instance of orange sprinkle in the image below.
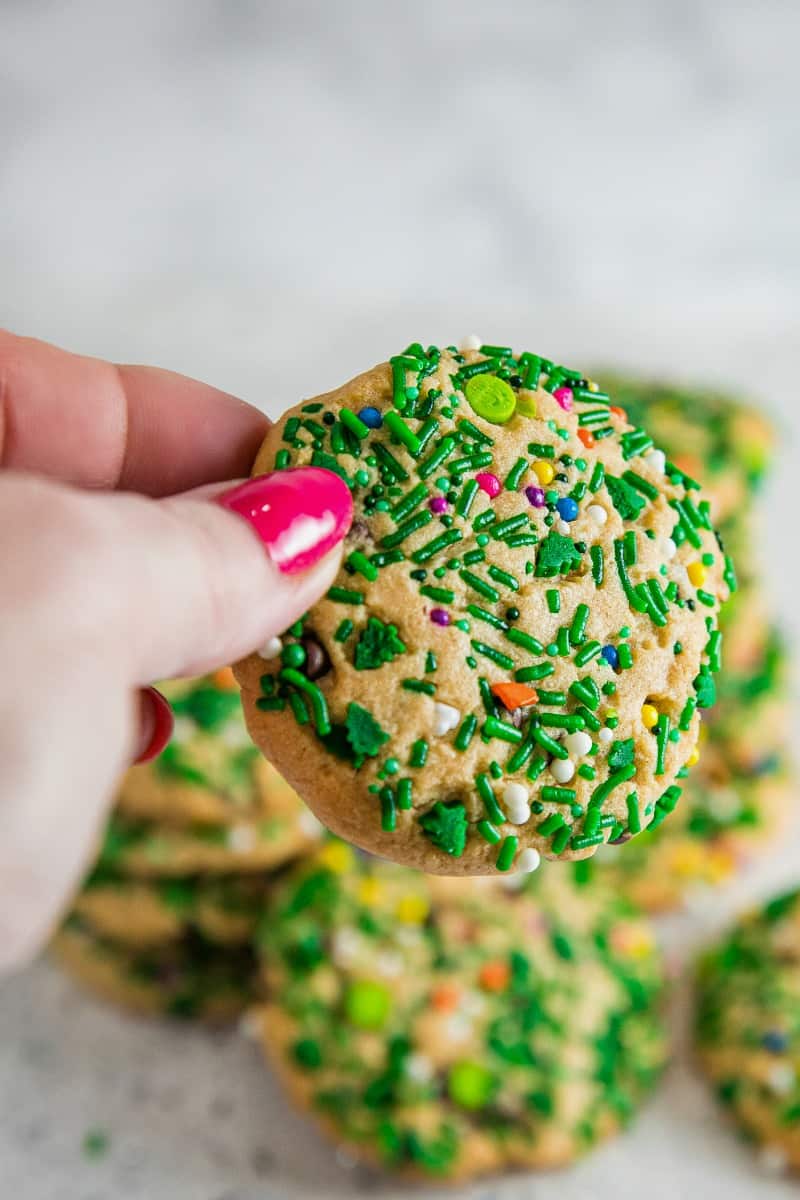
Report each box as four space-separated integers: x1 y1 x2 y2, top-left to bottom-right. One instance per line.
490 682 538 711
577 428 595 449
479 961 511 992
212 667 238 690
431 984 460 1012
609 405 627 419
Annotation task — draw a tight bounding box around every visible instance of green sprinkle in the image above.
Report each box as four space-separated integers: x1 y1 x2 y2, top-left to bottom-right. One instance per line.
589 762 637 808
535 689 566 705
471 641 515 669
340 407 370 439
347 550 378 581
531 726 569 759
577 763 596 780
476 774 506 825
472 509 497 531
551 825 573 853
417 435 457 479
541 786 577 803
370 550 404 568
454 714 478 751
515 662 555 682
381 509 432 550
507 737 536 772
618 643 634 670
538 813 565 836
370 441 408 481
655 713 671 776
384 410 421 454
488 565 520 591
401 679 436 695
467 604 507 631
491 514 529 540
482 715 523 744
381 788 397 831
707 630 722 673
570 833 604 850
477 820 501 845
397 778 413 810
327 586 364 605
504 628 545 655
506 534 539 547
588 461 605 492
696 589 716 607
414 417 439 456
582 806 602 837
504 457 528 489
334 619 354 642
546 589 561 614
420 584 455 604
527 753 548 781
411 529 463 563
289 691 310 725
570 603 590 645
255 696 285 712
539 712 586 732
495 836 518 872
279 669 331 735
590 544 604 586
527 442 555 458
574 640 601 667
457 417 494 444
409 739 429 768
569 677 600 710
391 482 428 522
274 448 290 469
460 569 499 601
455 478 479 517
626 792 641 834
462 548 485 566
622 469 659 500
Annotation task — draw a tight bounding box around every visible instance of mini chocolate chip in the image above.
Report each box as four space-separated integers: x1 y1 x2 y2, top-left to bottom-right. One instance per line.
347 518 373 544
509 707 525 729
609 831 633 845
302 635 330 680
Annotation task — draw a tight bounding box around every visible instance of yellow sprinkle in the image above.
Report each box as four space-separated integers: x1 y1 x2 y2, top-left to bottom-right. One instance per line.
686 746 700 768
516 393 538 418
587 380 599 393
532 460 555 486
707 849 735 883
317 841 354 873
396 894 429 924
687 561 707 587
641 704 659 729
358 878 383 905
671 843 705 877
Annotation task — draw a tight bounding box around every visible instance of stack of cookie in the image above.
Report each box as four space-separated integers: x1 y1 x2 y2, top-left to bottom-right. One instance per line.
591 375 790 909
52 669 320 1021
252 841 668 1180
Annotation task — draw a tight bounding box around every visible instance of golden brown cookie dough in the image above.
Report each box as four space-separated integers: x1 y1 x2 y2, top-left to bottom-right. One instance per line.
253 842 667 1181
52 920 256 1023
696 888 800 1173
236 343 731 875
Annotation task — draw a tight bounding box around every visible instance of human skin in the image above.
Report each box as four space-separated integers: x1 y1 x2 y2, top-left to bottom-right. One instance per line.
0 331 351 971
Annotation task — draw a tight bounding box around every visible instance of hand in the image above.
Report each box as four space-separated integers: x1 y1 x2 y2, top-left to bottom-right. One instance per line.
0 330 352 970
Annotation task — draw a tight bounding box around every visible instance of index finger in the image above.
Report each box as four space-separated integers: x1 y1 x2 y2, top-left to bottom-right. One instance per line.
0 330 270 496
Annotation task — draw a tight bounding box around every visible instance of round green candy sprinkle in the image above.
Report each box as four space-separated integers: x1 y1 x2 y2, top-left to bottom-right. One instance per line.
546 643 559 656
545 489 558 502
292 1038 323 1070
344 980 392 1030
365 455 377 466
465 655 477 668
435 477 450 491
448 1060 496 1110
447 557 460 570
601 681 616 695
355 469 370 486
441 406 453 418
464 374 516 425
575 457 587 470
281 643 306 668
476 534 489 547
674 641 683 654
384 757 400 774
668 729 681 743
702 552 714 565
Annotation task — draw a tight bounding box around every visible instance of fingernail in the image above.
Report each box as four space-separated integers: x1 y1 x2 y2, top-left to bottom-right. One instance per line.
134 687 174 764
217 467 353 575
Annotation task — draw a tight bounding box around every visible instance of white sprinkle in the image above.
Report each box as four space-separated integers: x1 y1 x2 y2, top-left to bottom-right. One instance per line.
171 716 196 744
443 1013 471 1042
227 824 256 853
375 952 403 978
405 1053 434 1083
462 991 487 1017
515 847 541 874
644 448 666 474
219 719 251 749
459 333 482 352
557 520 571 535
433 702 460 736
760 1145 789 1174
505 798 531 825
587 504 607 526
503 782 529 808
297 808 325 838
331 927 361 966
768 1064 796 1095
550 757 576 783
564 730 593 758
662 537 677 560
257 636 283 660
598 727 613 745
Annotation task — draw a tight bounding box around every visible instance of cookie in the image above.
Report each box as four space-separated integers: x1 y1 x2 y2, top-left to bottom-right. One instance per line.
117 671 300 827
52 919 256 1023
235 343 731 875
594 373 775 531
96 806 320 878
72 870 267 948
253 841 667 1180
696 888 800 1172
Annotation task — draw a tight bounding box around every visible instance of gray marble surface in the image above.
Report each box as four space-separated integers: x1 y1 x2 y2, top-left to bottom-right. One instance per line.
1 1 799 1196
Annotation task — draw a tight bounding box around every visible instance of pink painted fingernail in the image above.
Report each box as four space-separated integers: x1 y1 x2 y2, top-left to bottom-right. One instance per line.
217 467 353 575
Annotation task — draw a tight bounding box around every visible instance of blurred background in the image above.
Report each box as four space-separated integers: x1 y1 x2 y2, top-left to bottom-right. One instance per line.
1 1 798 1197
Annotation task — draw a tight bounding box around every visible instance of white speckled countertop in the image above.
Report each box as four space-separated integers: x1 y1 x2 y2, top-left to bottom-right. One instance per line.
1 1 799 1196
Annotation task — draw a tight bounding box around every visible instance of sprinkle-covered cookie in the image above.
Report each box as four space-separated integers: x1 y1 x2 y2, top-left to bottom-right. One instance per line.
236 343 732 874
253 842 667 1180
52 920 257 1023
594 373 775 531
117 671 298 827
96 805 319 878
696 888 800 1172
72 869 267 948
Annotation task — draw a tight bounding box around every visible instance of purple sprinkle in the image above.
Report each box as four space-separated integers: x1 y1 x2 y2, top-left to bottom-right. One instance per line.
430 608 451 626
429 496 449 514
525 485 546 508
